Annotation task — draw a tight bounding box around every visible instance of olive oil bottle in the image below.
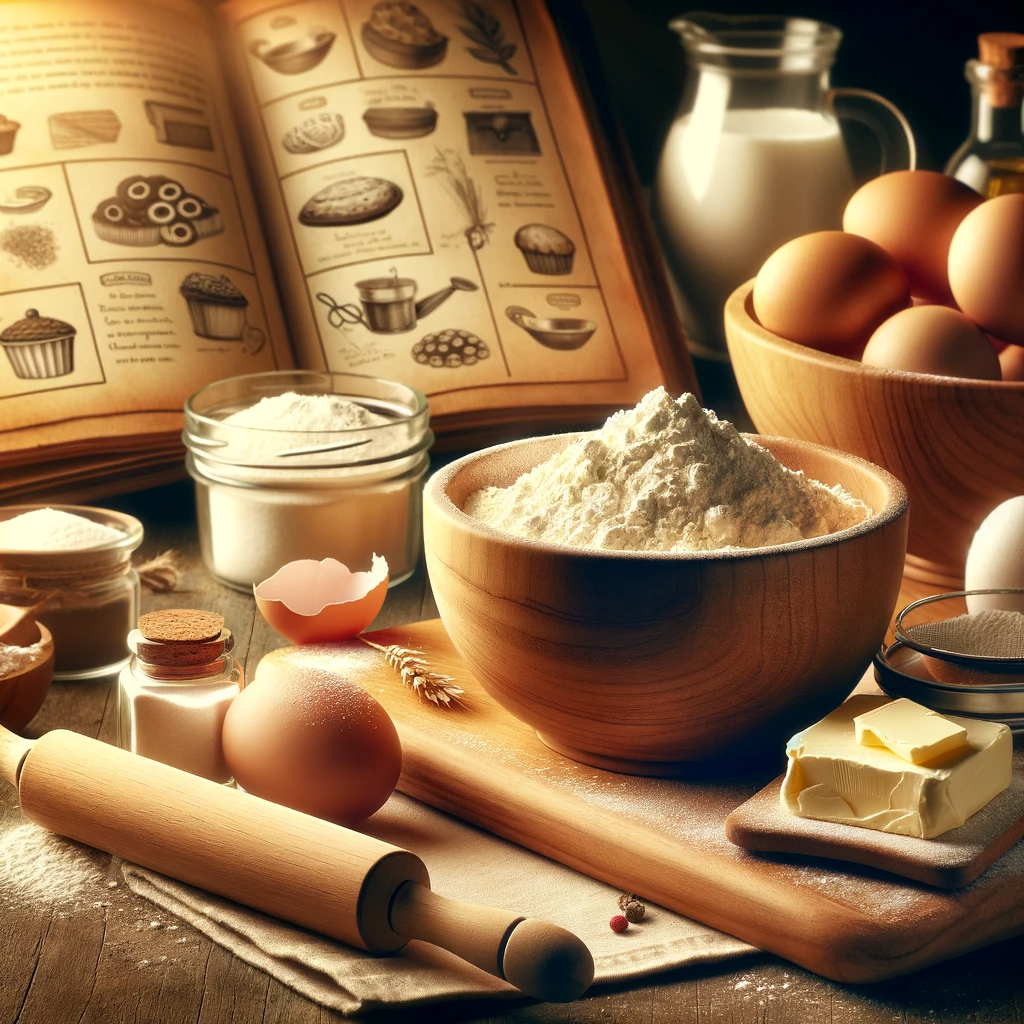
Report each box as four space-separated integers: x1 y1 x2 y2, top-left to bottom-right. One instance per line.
947 33 1024 197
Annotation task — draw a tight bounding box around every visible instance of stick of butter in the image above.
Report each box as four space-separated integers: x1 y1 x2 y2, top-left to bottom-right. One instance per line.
854 697 968 764
781 695 1012 839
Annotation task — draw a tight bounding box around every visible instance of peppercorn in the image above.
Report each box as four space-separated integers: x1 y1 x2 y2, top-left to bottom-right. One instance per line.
609 914 628 933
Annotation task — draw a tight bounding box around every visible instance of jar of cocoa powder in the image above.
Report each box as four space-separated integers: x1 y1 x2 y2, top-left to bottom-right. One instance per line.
0 505 143 680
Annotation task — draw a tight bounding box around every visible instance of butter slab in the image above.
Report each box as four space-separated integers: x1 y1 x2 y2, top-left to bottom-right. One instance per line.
781 695 1012 839
854 697 968 764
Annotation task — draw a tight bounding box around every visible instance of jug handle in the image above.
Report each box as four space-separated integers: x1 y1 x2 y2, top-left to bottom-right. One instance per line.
828 87 916 177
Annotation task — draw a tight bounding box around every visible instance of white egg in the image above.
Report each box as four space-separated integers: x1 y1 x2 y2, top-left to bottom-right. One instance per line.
965 496 1024 613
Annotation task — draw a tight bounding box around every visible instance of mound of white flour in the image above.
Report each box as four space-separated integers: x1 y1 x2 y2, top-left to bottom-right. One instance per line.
464 389 869 552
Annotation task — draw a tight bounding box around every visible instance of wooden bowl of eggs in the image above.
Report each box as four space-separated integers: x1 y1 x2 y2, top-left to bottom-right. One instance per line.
424 434 908 775
726 174 1024 588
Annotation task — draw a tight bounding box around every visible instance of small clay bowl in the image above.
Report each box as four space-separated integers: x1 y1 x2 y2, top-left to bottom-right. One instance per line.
725 280 1024 588
255 556 389 644
424 434 909 775
0 621 54 732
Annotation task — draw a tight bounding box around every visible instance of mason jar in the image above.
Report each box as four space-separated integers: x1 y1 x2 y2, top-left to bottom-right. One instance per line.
184 370 433 591
0 505 143 680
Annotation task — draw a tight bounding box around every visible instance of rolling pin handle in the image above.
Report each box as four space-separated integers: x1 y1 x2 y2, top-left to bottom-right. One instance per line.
388 880 594 1002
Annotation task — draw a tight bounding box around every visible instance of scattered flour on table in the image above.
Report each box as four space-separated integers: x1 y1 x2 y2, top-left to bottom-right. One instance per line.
0 823 106 907
465 388 870 552
0 508 122 551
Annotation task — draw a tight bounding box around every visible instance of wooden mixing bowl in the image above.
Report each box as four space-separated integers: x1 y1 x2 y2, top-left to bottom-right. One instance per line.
0 619 54 732
725 280 1024 588
424 434 908 775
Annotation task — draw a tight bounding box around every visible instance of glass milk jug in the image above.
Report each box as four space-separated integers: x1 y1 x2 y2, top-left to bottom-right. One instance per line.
655 14 916 358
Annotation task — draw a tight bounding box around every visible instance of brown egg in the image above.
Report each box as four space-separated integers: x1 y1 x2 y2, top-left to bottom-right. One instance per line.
222 651 402 826
1000 343 1024 381
948 194 1024 345
862 305 1001 380
843 170 982 302
753 231 910 353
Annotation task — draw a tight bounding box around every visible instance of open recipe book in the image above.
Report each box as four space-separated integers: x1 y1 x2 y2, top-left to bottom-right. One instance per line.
0 0 695 501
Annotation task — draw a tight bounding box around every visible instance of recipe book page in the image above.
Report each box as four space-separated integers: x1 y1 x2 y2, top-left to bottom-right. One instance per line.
216 0 669 428
0 0 293 445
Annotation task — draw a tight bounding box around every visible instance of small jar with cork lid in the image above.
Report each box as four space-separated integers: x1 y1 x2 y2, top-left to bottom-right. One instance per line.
118 609 242 784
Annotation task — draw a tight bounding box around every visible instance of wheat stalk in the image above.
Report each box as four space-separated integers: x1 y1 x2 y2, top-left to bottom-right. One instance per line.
359 637 466 707
425 147 494 250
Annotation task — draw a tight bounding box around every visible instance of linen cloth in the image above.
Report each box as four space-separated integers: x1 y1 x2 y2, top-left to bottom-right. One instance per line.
123 792 755 1014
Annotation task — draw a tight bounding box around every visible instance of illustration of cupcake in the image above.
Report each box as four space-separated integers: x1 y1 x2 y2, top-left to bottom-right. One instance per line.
0 115 21 156
92 174 223 247
0 309 75 379
180 272 249 339
514 224 576 275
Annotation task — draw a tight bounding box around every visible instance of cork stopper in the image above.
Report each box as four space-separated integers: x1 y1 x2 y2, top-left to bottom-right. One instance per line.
979 33 1024 108
132 609 230 668
138 609 224 644
979 33 1024 70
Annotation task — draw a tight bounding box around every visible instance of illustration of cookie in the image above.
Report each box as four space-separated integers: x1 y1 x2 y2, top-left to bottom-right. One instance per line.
0 308 75 379
282 112 345 153
92 175 223 247
298 176 403 226
412 329 490 367
180 272 249 339
514 223 575 275
361 1 448 69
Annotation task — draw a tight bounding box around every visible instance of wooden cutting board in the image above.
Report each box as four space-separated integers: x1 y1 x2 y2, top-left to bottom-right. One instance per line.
286 620 1024 984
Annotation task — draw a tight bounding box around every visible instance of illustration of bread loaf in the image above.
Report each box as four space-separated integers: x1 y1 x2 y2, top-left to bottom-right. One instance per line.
298 176 403 226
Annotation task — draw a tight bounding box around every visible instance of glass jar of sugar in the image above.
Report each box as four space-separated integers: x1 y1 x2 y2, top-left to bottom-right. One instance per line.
0 505 143 680
118 609 241 784
184 371 432 591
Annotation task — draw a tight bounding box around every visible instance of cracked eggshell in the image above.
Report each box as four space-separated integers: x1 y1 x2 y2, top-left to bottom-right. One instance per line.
254 555 388 644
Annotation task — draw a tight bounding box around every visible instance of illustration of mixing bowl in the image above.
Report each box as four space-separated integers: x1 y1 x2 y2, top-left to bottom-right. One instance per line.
250 29 336 74
505 306 596 350
317 275 478 334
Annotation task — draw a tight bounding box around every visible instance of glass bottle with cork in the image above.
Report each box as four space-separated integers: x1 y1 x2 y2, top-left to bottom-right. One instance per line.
947 33 1024 197
118 608 242 785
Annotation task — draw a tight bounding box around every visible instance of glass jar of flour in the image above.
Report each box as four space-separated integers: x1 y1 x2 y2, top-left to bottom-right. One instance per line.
184 371 432 591
0 505 143 680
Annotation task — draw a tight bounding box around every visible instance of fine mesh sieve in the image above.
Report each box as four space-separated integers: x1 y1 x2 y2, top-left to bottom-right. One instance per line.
895 589 1024 685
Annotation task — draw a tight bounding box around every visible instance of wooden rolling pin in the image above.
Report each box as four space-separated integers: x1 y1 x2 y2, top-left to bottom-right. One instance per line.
0 726 593 1002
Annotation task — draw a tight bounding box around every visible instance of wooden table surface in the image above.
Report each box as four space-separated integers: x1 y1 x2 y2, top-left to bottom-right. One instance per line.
3 477 1024 1024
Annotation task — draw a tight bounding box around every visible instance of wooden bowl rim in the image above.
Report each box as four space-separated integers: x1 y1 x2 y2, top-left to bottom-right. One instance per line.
726 280 1024 392
427 432 908 563
0 621 54 684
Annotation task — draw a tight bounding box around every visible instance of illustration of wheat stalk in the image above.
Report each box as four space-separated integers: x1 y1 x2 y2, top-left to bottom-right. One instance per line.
360 637 466 707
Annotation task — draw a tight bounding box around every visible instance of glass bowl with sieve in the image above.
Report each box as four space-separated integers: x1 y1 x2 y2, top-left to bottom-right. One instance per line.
874 589 1024 730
